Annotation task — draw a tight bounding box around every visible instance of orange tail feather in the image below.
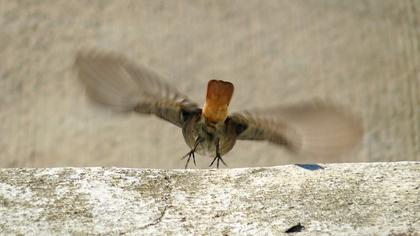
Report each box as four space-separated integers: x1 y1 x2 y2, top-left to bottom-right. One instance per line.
203 80 234 123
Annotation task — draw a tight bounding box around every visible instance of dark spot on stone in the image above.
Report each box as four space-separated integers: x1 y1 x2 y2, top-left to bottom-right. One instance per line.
295 164 324 171
222 228 230 236
180 217 186 222
285 223 304 233
214 211 226 218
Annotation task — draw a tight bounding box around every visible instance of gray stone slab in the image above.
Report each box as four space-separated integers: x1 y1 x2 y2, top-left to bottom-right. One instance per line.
0 162 419 235
1 1 419 168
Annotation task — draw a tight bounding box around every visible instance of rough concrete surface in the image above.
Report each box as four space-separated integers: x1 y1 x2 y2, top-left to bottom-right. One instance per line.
1 1 420 168
0 162 419 235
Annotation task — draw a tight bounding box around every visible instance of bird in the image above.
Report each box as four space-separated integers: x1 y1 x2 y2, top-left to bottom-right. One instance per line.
74 50 363 168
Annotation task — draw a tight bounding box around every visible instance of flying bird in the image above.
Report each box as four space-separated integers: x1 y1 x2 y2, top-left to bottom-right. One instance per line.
74 50 363 168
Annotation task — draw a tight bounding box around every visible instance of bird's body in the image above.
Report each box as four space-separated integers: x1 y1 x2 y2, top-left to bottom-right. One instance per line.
75 50 363 168
182 111 239 163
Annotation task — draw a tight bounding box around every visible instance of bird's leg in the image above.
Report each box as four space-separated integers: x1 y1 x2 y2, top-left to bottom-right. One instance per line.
182 137 202 169
209 138 227 168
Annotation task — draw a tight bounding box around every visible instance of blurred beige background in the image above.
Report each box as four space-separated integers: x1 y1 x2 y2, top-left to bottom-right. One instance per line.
1 1 419 168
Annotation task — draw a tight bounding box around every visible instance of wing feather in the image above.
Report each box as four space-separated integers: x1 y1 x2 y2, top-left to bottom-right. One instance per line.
230 102 363 159
74 50 198 127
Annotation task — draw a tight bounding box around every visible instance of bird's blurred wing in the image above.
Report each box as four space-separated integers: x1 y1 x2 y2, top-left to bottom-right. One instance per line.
74 50 198 127
229 102 363 159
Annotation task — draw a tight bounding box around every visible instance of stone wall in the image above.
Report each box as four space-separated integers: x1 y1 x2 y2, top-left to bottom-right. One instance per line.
0 162 419 235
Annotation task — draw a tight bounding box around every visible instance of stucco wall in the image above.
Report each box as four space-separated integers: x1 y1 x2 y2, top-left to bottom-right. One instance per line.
1 1 419 168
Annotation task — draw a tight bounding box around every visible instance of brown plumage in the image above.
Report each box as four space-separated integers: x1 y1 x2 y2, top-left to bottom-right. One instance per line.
74 50 363 168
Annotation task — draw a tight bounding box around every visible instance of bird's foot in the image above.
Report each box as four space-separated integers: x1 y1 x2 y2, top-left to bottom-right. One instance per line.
181 137 203 169
181 150 197 169
209 152 227 169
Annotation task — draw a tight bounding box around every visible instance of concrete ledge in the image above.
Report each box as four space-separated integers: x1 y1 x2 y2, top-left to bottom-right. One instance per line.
0 162 419 235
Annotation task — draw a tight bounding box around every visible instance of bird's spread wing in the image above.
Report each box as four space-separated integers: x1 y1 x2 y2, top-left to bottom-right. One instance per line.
74 50 198 127
229 102 363 159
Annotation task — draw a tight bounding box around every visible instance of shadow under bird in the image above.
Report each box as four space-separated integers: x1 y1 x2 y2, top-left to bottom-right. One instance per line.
75 50 363 168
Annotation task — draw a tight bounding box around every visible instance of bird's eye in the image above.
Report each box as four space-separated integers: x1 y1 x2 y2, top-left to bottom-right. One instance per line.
226 117 247 135
235 123 247 135
180 108 199 123
180 110 189 123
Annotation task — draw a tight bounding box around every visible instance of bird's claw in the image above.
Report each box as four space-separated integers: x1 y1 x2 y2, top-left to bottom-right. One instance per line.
182 137 203 169
209 153 227 168
181 150 197 169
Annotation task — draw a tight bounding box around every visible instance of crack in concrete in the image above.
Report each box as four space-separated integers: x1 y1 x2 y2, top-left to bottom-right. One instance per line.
138 205 168 230
136 174 173 231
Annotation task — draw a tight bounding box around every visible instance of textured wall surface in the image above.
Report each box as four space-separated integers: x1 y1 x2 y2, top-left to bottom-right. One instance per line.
0 1 419 168
0 162 419 235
